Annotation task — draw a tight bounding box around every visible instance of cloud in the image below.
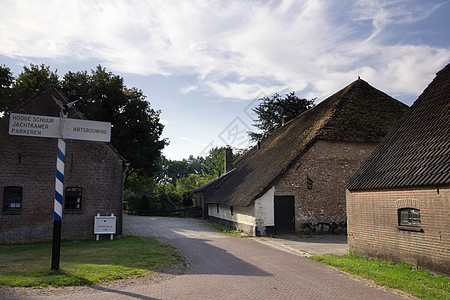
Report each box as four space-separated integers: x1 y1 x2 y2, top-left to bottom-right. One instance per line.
179 136 208 147
180 85 198 95
1 0 449 102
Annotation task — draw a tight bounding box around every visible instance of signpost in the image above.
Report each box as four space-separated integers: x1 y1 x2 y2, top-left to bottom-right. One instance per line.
8 106 111 271
9 113 111 142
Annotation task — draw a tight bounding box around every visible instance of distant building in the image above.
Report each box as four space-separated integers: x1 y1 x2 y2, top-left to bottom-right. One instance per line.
346 64 450 275
195 79 408 236
0 85 127 244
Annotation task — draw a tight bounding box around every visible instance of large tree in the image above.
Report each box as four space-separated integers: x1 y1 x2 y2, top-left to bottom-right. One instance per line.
249 91 315 141
60 65 167 178
0 65 15 113
1 63 166 179
0 64 59 114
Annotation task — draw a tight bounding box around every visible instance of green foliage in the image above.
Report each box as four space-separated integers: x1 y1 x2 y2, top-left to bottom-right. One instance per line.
15 64 59 101
125 146 245 213
0 64 59 115
61 65 167 178
310 253 450 300
206 222 245 236
249 91 315 141
0 65 15 114
176 174 209 206
0 236 185 287
203 147 226 179
156 146 243 185
0 63 166 181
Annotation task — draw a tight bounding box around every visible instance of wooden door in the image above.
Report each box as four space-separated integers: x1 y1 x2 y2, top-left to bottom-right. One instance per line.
274 196 295 234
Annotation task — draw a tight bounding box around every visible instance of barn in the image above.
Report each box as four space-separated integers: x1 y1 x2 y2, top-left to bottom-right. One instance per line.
346 64 450 275
195 78 408 236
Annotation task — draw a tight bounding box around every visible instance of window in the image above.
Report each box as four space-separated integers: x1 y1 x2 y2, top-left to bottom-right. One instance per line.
65 187 82 211
230 206 234 215
3 186 23 213
398 208 422 231
216 204 219 214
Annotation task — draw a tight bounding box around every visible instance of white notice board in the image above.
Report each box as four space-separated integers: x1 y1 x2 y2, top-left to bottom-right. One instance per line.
94 214 116 234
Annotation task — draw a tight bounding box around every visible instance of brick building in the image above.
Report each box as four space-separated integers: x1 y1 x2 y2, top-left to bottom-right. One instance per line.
195 79 408 236
0 85 127 244
346 64 450 275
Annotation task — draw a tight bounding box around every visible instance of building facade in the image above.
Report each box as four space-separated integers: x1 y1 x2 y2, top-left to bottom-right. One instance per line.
346 64 450 275
198 78 408 236
0 85 126 244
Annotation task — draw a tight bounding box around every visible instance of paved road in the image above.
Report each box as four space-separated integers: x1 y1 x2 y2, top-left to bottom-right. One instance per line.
3 216 415 299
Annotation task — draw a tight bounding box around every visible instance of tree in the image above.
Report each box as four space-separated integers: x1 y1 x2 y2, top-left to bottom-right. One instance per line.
1 63 166 181
15 64 59 106
0 65 15 114
176 174 209 206
61 65 167 178
0 64 59 115
249 91 315 141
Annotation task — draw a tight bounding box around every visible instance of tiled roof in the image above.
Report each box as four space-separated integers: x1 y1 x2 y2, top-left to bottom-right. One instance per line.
347 64 450 190
202 79 408 206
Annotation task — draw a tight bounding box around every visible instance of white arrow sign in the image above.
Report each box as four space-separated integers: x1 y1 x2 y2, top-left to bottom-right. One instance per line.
9 113 111 142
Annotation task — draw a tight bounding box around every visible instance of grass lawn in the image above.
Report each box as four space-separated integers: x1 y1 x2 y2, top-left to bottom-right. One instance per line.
0 236 184 287
310 253 450 300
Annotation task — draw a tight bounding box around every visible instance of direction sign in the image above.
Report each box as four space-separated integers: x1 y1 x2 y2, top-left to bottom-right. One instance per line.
65 118 111 142
9 111 112 271
9 113 61 138
9 113 111 142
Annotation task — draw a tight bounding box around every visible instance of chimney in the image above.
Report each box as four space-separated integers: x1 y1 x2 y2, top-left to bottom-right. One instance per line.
224 147 233 173
281 115 287 126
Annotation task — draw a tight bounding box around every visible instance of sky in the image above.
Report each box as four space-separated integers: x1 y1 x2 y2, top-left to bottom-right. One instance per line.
1 0 449 160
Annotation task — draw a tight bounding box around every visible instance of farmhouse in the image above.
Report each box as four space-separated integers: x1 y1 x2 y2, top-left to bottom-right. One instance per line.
0 85 127 244
195 78 408 236
346 64 450 275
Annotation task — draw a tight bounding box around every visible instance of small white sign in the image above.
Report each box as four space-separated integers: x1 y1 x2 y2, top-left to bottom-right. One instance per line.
94 215 116 234
9 113 111 142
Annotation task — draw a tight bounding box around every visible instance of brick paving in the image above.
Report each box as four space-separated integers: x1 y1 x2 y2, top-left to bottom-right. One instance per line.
1 217 416 299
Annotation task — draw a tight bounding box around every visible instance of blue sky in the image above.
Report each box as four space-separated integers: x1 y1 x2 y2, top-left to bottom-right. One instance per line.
1 0 449 160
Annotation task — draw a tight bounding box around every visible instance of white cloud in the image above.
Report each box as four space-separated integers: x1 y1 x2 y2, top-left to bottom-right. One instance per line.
179 136 208 147
1 0 448 103
180 85 198 95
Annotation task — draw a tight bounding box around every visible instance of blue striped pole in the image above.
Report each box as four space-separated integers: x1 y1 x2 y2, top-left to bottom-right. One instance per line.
51 137 66 270
54 138 65 220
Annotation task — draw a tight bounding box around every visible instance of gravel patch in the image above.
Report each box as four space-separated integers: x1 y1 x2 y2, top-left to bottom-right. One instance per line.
123 216 226 241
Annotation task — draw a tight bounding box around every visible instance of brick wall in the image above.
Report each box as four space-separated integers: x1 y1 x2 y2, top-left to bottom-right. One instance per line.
347 186 450 275
0 88 124 244
275 139 377 233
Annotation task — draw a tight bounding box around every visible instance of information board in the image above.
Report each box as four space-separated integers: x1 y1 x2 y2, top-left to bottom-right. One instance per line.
94 215 116 234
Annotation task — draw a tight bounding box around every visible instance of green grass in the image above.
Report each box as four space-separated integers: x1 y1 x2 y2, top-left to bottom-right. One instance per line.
0 236 185 287
310 253 450 300
206 221 244 236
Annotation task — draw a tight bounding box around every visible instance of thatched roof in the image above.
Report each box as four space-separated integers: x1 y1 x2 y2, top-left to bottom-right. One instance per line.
203 79 408 207
347 64 450 190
